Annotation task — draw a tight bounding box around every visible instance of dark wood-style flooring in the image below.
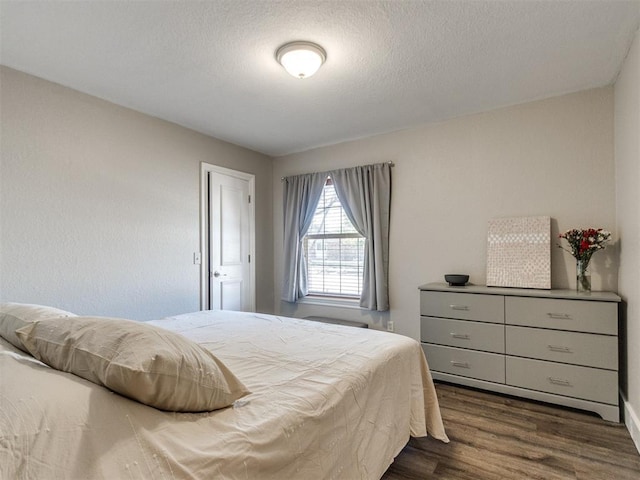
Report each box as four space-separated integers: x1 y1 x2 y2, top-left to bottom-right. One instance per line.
382 382 640 479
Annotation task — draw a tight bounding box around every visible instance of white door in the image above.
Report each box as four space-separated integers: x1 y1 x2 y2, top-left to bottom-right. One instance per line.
201 164 255 311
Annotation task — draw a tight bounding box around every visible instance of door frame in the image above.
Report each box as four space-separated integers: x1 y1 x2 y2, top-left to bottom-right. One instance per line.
200 162 256 311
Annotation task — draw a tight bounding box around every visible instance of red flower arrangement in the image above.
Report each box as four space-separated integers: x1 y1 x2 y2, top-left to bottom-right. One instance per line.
558 228 611 292
558 228 611 263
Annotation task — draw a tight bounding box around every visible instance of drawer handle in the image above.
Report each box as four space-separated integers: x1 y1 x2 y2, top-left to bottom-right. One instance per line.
450 305 469 311
450 333 471 340
547 313 572 320
547 344 573 353
451 361 470 368
548 377 572 387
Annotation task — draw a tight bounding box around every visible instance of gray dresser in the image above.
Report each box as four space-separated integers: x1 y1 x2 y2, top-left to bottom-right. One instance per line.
419 283 621 422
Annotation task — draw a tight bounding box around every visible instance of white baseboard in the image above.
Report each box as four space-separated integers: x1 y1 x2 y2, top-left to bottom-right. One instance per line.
623 395 640 455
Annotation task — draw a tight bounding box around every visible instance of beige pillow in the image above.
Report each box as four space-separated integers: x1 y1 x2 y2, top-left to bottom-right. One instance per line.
17 316 250 412
0 302 76 351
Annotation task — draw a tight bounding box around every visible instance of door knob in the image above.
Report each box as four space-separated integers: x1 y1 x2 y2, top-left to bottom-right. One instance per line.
213 271 221 278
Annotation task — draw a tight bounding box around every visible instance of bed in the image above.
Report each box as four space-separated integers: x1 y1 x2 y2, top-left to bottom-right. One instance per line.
0 306 448 479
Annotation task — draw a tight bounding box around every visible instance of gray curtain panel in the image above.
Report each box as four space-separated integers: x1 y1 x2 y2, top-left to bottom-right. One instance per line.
330 163 392 311
281 172 327 302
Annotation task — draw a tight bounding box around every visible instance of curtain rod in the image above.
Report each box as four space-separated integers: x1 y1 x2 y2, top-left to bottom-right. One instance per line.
281 161 394 181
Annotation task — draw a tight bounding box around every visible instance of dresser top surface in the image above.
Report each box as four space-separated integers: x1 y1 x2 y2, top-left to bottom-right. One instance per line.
419 283 621 302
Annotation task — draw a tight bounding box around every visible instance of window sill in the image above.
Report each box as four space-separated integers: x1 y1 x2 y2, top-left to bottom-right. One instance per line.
297 295 363 310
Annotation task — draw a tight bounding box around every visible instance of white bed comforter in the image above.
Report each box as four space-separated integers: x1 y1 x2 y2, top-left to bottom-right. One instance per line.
1 310 447 480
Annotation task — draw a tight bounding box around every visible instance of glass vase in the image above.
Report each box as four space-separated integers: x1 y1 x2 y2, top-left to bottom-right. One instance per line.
576 259 591 293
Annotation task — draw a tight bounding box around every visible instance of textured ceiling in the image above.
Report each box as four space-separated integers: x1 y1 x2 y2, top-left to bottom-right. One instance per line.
1 1 639 157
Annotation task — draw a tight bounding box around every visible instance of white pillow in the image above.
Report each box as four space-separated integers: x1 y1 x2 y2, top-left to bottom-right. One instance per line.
17 316 250 412
0 302 76 351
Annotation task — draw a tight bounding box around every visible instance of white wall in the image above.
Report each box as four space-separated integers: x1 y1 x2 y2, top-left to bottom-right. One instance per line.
0 66 274 319
615 27 640 451
273 88 617 339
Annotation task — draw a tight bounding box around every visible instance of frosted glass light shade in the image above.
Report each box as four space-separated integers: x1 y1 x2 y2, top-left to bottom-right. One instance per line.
276 42 326 79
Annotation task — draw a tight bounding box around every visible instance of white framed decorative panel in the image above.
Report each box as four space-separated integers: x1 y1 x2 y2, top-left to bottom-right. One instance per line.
486 216 550 289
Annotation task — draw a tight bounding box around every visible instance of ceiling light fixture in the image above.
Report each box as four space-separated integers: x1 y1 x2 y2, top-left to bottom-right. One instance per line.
276 41 326 79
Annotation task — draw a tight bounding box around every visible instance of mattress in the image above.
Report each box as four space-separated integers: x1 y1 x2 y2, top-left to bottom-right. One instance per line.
1 309 447 479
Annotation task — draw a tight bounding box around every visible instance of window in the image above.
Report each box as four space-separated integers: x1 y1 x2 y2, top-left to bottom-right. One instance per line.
303 178 365 298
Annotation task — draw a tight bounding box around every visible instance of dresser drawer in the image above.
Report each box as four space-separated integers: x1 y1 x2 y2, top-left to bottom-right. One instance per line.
506 326 617 370
506 357 618 405
505 297 617 335
420 291 504 323
421 316 504 353
422 344 505 383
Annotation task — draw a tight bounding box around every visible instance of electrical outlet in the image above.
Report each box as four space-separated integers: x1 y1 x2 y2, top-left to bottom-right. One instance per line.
387 320 394 332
